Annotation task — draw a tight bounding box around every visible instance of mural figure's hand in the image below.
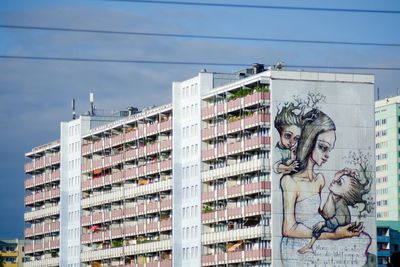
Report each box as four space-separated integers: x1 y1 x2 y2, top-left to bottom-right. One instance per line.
334 223 362 239
312 221 325 233
288 161 299 172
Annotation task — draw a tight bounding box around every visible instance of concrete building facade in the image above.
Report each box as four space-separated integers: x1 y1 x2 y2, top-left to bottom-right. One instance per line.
375 96 400 221
24 67 376 266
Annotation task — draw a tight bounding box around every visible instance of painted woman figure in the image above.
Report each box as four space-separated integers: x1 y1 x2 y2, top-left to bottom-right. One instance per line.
279 109 369 266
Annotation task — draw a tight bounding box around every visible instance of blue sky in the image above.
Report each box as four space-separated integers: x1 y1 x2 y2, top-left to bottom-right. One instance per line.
0 0 399 238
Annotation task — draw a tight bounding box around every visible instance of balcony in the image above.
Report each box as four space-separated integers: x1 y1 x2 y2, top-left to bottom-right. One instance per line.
111 134 123 146
202 182 270 202
244 113 270 128
93 140 103 152
147 123 159 136
202 106 214 119
227 98 241 112
202 203 271 223
81 240 172 262
111 153 123 165
160 120 172 132
202 158 268 182
244 91 270 106
23 257 59 267
147 143 159 155
82 144 91 155
25 162 34 173
24 205 60 222
160 140 172 151
138 128 146 138
227 119 242 134
125 129 136 141
202 249 271 266
160 159 172 171
202 148 215 161
202 126 215 140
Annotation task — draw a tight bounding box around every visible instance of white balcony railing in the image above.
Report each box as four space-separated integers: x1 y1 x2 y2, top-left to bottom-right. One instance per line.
202 159 269 182
81 180 172 209
24 257 59 267
202 226 270 245
81 239 172 262
24 206 59 222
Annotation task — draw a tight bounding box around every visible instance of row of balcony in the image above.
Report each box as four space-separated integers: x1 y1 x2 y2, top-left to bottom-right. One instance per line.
25 222 60 237
82 120 172 155
107 260 172 267
25 188 60 206
202 92 270 119
24 205 60 222
24 154 60 173
202 203 271 223
202 181 270 202
82 199 173 224
82 219 172 244
202 158 269 182
24 239 60 254
83 160 172 182
82 144 172 173
202 113 270 141
202 248 271 266
25 170 61 189
202 226 269 245
84 179 172 202
81 181 172 209
81 239 172 262
202 136 270 161
23 257 59 267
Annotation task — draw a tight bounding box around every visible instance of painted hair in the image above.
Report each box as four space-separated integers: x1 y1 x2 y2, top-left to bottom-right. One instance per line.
341 175 370 206
274 103 303 134
296 109 336 171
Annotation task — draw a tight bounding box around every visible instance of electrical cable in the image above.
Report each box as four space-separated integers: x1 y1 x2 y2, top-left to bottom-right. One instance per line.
0 55 399 71
1 25 399 47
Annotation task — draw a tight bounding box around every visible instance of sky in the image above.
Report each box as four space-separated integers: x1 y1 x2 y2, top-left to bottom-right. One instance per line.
0 0 399 238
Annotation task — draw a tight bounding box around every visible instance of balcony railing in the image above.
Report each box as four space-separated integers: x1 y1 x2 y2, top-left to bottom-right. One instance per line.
81 240 172 262
202 158 268 182
202 181 271 202
81 180 172 209
202 248 271 266
24 205 60 222
202 203 271 223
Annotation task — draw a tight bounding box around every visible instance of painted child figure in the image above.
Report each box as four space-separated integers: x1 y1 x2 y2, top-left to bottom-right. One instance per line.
298 168 366 254
273 103 302 174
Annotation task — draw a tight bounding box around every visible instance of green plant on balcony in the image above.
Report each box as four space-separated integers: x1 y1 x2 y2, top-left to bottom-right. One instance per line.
228 87 253 101
202 205 214 213
51 252 58 258
254 84 269 92
112 239 123 247
227 114 241 123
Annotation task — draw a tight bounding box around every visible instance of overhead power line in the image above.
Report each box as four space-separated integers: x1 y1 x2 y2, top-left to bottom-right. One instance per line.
105 0 400 14
1 24 399 47
1 55 399 71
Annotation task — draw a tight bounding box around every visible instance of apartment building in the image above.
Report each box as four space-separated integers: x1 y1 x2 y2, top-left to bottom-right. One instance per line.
24 66 376 267
375 96 400 221
377 221 400 266
0 239 25 267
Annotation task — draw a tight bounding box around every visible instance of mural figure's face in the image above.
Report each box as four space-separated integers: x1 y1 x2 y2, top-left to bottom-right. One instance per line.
280 125 301 149
311 130 336 166
329 175 352 197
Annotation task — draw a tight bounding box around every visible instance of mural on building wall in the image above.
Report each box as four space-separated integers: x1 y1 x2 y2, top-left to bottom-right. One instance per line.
272 89 376 267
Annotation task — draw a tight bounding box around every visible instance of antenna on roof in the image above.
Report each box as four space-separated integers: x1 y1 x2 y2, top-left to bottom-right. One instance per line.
90 93 95 116
72 98 76 120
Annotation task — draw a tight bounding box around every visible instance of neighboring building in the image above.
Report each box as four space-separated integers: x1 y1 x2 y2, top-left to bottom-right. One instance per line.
0 239 25 267
375 96 400 221
24 66 376 266
377 221 400 266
